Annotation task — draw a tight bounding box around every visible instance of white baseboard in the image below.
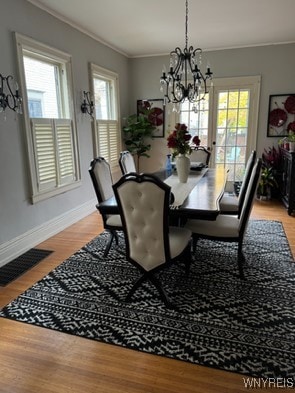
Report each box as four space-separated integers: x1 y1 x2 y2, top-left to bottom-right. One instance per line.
0 199 97 268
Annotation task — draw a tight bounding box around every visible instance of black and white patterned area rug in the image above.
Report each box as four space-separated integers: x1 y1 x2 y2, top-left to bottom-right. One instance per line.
1 220 294 379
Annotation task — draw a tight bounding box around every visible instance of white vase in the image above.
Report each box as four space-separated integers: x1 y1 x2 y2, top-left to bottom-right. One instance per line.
289 141 295 152
175 155 190 183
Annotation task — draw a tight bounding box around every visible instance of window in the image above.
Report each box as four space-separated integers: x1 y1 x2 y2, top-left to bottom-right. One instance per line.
171 76 260 184
90 63 121 169
15 33 80 203
179 95 210 147
27 90 43 118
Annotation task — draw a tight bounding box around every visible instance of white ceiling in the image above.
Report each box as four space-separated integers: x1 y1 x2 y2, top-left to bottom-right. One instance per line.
28 0 295 58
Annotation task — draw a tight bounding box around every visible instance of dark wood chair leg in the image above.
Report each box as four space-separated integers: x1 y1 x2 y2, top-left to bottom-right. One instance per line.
149 274 176 309
192 235 198 253
113 230 119 245
184 242 192 275
127 272 177 309
103 231 115 257
126 274 147 302
237 241 245 280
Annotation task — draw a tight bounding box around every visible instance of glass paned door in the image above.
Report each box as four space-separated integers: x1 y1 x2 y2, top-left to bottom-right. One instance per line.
175 76 260 186
214 89 250 182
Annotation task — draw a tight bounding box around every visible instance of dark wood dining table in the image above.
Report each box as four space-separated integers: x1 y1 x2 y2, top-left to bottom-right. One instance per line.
98 167 227 221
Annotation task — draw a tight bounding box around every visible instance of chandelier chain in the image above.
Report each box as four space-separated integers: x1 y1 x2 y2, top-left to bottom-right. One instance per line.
185 0 188 49
160 0 213 104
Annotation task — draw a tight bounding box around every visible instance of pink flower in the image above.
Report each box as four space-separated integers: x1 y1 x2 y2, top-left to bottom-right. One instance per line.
287 121 295 132
166 123 192 158
192 135 201 146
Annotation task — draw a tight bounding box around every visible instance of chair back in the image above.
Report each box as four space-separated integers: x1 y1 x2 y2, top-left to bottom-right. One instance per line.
239 158 262 237
119 151 137 174
237 150 256 214
190 146 211 166
113 173 171 271
89 157 114 203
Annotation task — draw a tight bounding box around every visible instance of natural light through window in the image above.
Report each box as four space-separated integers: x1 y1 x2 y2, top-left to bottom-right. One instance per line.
16 33 80 203
215 90 250 181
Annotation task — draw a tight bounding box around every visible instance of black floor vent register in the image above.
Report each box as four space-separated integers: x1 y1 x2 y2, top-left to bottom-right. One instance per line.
0 248 53 286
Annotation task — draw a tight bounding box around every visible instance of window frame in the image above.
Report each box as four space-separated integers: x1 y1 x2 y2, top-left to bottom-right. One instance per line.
15 33 81 204
90 63 121 171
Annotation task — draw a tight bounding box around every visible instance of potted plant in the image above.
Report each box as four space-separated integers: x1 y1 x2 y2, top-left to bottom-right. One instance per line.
287 131 295 152
261 146 282 198
122 109 156 170
258 165 278 200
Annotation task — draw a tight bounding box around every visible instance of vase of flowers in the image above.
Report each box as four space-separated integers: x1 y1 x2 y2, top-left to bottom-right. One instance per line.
167 123 193 183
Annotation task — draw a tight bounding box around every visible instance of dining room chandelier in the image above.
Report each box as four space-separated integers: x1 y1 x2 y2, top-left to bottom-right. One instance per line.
160 0 213 104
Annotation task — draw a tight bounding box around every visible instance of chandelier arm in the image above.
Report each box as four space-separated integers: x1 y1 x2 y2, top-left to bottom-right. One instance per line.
169 48 183 77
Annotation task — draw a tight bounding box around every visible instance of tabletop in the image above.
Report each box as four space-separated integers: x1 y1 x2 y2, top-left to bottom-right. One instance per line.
98 167 227 220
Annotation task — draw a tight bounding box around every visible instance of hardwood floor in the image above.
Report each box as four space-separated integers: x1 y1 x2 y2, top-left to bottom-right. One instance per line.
0 200 294 393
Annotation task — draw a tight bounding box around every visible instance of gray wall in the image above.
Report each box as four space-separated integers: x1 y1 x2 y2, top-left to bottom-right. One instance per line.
1 0 294 259
129 44 295 171
0 0 130 251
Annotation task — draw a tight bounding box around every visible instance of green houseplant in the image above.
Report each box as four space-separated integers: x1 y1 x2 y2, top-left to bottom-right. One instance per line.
122 110 156 170
258 166 278 200
259 146 281 199
288 131 295 152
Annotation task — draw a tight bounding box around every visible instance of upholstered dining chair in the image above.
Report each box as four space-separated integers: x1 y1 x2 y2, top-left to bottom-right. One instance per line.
185 158 262 279
113 173 192 308
190 146 211 167
89 157 122 257
119 151 137 174
219 150 256 216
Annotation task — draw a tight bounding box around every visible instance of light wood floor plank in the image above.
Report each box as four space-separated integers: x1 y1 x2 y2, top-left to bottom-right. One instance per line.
0 200 294 393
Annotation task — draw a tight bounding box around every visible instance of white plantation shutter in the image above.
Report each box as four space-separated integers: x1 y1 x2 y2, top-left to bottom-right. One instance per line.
56 120 75 184
31 119 56 191
31 118 76 192
96 120 120 168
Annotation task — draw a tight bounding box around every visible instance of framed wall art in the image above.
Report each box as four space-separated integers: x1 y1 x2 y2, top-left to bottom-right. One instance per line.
137 98 165 138
267 94 295 137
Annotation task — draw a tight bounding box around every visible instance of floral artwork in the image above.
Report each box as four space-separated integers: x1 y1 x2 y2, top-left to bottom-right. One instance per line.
137 99 165 137
267 94 295 137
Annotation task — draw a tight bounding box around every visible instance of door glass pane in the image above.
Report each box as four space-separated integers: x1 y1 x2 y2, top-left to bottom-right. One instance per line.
214 89 250 182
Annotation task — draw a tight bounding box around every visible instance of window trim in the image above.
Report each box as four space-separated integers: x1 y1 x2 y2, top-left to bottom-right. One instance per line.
89 63 121 171
15 32 81 204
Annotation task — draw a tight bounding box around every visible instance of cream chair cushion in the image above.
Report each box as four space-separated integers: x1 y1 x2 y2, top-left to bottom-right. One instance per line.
106 215 122 227
120 151 136 174
116 180 191 271
190 149 210 165
219 195 239 212
169 226 192 258
185 214 240 238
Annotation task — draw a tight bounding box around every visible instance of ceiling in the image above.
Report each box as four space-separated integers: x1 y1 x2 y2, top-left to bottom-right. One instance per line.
28 0 295 58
